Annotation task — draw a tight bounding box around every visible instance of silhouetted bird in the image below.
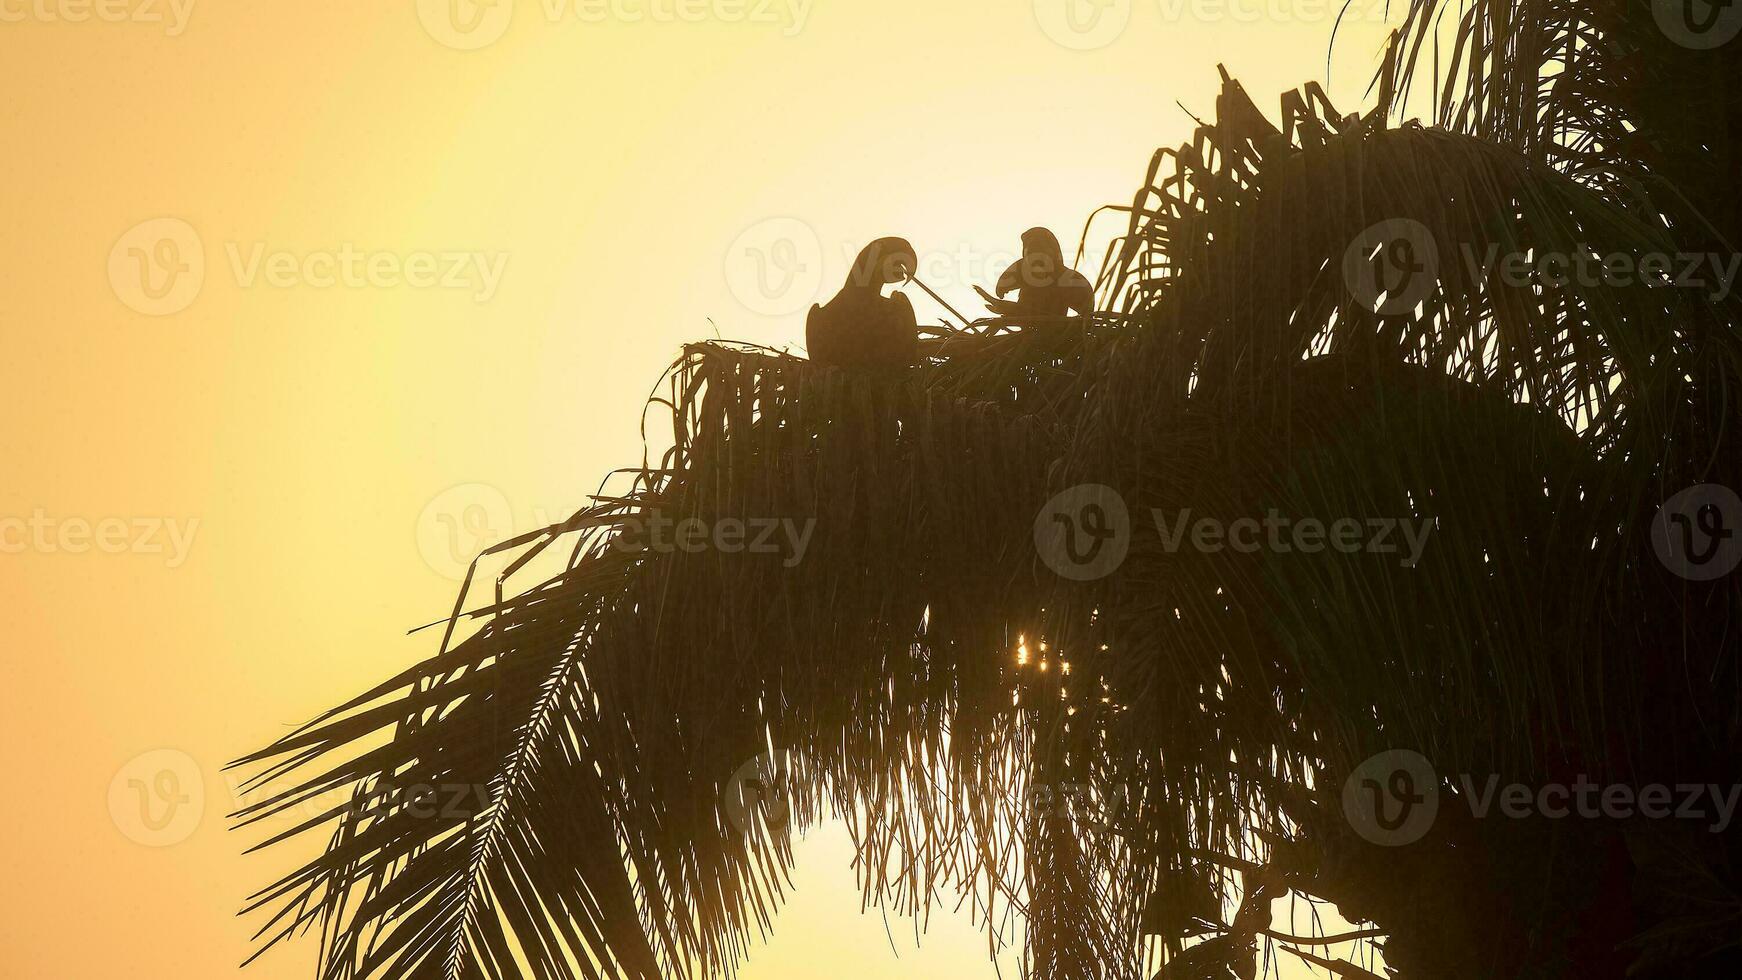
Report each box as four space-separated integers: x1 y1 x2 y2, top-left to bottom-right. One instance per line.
977 227 1094 318
806 237 919 370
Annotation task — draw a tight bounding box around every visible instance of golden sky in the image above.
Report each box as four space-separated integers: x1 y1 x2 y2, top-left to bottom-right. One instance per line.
1 2 1399 977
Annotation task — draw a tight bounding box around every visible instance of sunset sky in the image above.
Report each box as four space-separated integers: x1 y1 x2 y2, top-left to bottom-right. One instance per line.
2 3 1401 977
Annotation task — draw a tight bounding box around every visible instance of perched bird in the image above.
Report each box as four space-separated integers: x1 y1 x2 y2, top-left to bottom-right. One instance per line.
977 227 1095 319
806 237 920 370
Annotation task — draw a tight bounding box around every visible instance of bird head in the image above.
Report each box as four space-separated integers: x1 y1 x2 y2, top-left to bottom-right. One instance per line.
846 237 918 290
1018 227 1065 286
1021 227 1064 262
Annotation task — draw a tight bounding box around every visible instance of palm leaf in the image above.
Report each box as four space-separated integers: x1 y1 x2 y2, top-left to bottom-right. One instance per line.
237 52 1742 980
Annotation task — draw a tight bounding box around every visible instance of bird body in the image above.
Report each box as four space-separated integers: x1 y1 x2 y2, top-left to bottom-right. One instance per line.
980 227 1095 318
806 237 919 370
807 289 917 369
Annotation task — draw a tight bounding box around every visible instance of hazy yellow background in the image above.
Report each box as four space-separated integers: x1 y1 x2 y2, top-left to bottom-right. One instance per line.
1 2 1399 976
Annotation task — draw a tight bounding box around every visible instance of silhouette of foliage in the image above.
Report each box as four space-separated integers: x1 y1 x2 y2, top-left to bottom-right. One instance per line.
236 9 1742 979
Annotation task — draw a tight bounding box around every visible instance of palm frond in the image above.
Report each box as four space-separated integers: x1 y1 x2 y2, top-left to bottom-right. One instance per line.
237 60 1742 980
1375 0 1742 245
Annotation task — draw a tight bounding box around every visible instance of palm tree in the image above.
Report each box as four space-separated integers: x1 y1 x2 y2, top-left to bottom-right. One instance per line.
233 4 1742 978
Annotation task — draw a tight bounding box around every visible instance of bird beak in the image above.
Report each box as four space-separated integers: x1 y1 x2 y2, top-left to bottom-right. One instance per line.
895 246 917 283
